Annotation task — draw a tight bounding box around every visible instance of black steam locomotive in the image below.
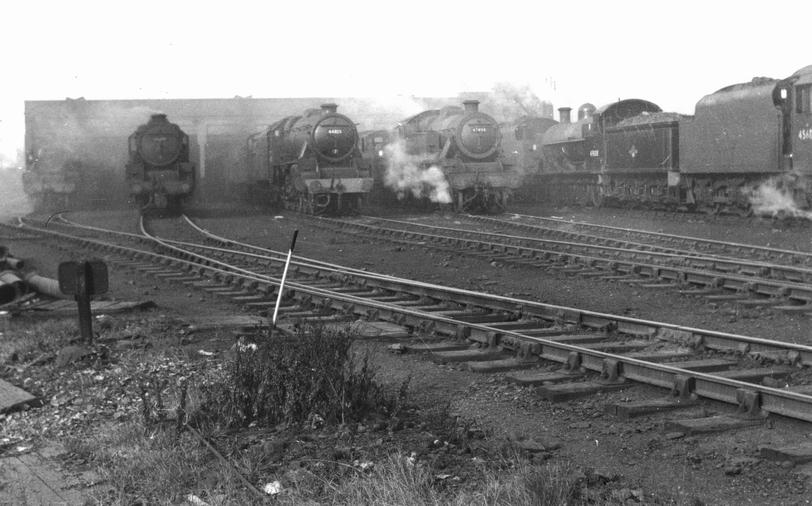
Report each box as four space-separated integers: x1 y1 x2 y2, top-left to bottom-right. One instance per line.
246 103 373 215
360 100 516 213
125 114 195 210
516 64 812 215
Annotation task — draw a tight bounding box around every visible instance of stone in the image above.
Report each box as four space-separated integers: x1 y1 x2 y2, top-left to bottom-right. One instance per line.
54 345 92 368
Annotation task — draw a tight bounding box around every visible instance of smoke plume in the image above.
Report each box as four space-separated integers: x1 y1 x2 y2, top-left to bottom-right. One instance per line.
383 139 451 204
479 82 554 122
747 174 812 219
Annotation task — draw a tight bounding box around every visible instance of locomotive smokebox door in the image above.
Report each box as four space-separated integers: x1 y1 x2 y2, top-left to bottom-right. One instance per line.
58 259 109 296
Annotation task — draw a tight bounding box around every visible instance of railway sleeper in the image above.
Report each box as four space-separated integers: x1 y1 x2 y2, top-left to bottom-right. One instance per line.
431 347 509 364
536 381 629 402
605 397 698 420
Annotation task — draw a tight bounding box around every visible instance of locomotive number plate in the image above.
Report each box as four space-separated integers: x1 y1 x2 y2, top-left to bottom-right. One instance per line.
327 129 344 135
470 127 489 133
799 127 812 141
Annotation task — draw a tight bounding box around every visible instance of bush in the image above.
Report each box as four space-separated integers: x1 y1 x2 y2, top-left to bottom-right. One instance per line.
192 324 397 429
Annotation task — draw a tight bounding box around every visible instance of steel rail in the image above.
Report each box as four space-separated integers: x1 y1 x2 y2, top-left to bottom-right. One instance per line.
362 215 812 284
308 216 812 306
500 213 812 265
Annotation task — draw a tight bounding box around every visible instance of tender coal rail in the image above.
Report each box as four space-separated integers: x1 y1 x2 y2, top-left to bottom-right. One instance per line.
13 214 812 424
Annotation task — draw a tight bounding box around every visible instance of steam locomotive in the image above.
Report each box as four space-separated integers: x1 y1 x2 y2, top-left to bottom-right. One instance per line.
125 114 195 210
518 64 812 214
360 100 516 213
246 103 373 215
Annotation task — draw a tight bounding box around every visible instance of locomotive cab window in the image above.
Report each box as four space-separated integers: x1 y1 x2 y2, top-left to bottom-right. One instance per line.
797 85 812 114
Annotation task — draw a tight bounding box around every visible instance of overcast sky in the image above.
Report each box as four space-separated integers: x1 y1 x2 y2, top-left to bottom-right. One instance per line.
1 0 810 165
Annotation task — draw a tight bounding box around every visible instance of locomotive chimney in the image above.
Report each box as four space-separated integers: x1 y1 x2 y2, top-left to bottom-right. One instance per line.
150 113 168 122
321 103 338 114
463 100 480 113
558 107 572 124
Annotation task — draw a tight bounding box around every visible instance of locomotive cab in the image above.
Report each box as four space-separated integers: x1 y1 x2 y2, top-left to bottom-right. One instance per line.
791 66 812 176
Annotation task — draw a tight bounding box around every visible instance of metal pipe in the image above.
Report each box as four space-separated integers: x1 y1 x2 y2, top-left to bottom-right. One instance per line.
23 272 67 299
3 256 25 270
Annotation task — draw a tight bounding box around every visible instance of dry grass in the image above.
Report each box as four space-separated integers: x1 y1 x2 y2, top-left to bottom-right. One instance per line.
65 422 257 505
0 319 75 363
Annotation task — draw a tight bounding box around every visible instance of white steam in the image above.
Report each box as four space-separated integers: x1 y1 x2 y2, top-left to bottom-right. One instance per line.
481 82 554 122
747 174 812 219
383 139 452 204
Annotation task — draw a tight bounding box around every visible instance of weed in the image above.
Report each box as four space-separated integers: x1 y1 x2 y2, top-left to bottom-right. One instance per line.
190 323 400 430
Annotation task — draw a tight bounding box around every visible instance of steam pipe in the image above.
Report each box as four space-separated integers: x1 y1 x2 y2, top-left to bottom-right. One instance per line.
2 256 25 270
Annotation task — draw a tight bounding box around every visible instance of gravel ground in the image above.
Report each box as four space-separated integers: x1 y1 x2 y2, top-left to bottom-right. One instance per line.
3 204 812 505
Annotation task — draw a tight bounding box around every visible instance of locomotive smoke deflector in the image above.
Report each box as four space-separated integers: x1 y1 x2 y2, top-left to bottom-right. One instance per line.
463 100 480 113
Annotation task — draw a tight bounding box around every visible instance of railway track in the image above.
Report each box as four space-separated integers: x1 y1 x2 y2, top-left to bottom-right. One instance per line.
312 215 812 315
7 214 812 428
485 213 812 267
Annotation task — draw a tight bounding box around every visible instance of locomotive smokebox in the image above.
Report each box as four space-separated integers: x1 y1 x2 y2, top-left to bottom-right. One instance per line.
463 100 480 113
321 103 338 114
558 107 572 124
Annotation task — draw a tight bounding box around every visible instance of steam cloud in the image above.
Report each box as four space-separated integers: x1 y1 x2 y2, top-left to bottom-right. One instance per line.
383 139 452 204
747 174 812 219
480 82 554 122
0 167 32 217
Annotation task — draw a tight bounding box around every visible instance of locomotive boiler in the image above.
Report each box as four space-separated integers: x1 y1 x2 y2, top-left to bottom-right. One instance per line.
125 113 195 210
246 103 373 215
499 115 558 202
382 100 515 213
